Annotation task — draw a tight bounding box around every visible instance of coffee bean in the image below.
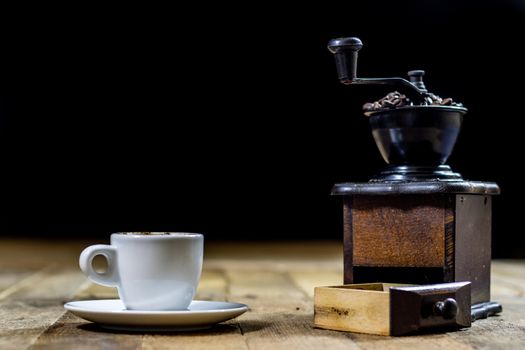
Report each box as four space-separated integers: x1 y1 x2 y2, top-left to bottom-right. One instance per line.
362 89 462 114
363 103 376 111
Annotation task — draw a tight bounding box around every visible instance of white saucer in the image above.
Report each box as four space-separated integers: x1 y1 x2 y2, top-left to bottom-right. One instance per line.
64 299 249 331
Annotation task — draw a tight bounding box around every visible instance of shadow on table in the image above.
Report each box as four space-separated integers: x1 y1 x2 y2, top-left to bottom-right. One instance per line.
77 320 270 335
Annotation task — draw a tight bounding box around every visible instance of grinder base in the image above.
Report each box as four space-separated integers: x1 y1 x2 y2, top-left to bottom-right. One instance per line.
371 165 463 182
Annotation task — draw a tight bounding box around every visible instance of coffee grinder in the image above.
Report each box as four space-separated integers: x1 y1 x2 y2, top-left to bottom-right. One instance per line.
328 37 501 318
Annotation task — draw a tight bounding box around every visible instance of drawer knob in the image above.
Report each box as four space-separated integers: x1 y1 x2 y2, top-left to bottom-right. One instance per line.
433 298 458 319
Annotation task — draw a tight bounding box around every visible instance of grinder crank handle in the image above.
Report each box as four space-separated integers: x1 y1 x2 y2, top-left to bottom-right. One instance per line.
327 37 363 84
327 37 426 102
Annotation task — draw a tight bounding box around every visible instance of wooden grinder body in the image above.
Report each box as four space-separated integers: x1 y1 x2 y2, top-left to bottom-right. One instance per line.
335 182 499 305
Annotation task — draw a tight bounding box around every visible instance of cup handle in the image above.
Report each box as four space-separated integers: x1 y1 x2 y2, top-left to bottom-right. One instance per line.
79 244 119 287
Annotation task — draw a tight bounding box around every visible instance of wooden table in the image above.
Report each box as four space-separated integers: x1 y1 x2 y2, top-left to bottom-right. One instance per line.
0 239 524 349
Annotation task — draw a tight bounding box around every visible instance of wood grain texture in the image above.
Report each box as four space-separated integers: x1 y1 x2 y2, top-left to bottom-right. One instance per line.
315 285 390 335
0 240 523 349
226 270 358 350
443 195 455 282
0 265 87 350
289 271 342 299
352 195 445 267
28 311 144 350
0 268 35 294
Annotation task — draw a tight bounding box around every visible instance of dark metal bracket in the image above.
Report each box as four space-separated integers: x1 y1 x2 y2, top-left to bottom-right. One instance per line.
471 302 503 321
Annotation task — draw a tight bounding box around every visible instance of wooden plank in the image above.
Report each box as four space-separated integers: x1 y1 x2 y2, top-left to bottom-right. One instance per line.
73 282 118 300
0 268 36 294
490 297 525 328
0 265 88 350
0 299 73 350
226 270 360 350
228 270 307 300
0 267 46 300
195 269 229 301
0 240 524 350
289 271 342 299
492 260 525 294
491 274 525 299
352 195 445 267
7 266 86 301
28 311 143 350
142 324 248 350
0 264 85 302
347 332 475 350
28 276 143 350
490 260 525 327
448 317 525 350
0 239 91 268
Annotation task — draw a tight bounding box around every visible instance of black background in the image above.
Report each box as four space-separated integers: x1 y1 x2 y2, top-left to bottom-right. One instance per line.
2 1 525 257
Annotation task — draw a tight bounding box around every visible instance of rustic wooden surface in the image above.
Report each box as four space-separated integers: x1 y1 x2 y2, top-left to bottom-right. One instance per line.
0 239 524 349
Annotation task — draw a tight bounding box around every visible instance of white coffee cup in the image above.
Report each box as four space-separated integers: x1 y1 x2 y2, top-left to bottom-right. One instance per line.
79 232 203 311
